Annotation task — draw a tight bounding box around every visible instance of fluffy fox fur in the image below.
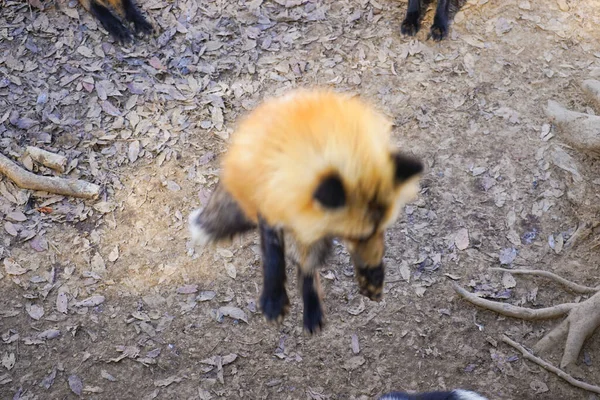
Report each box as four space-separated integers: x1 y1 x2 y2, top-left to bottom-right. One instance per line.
77 0 152 43
189 89 423 333
379 389 487 400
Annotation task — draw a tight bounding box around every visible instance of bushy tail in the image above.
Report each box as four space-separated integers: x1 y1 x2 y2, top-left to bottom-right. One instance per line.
188 184 256 247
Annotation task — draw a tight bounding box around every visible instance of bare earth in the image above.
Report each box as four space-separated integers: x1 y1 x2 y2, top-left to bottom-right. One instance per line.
1 0 600 399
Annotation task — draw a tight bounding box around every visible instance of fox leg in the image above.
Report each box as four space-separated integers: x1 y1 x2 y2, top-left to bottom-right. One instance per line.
78 0 151 43
115 0 153 35
430 0 451 41
345 232 386 301
401 0 421 36
258 216 290 323
188 183 256 246
293 239 331 333
79 0 131 43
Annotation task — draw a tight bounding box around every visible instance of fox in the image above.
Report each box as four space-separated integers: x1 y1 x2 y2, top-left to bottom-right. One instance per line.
401 0 451 41
188 88 424 334
379 389 487 400
77 0 152 43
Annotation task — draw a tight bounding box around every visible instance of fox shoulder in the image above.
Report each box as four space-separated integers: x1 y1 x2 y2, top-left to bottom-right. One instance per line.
220 89 423 245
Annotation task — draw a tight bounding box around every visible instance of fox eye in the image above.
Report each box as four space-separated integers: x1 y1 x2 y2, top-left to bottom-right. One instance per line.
392 152 423 183
313 174 346 209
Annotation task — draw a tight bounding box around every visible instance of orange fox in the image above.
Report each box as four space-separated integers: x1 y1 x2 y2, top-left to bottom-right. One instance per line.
77 0 152 43
189 89 423 333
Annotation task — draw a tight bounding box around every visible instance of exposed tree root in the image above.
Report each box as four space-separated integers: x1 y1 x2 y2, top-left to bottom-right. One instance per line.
489 268 600 294
501 335 600 395
25 146 67 173
0 152 100 199
453 269 600 369
546 79 600 154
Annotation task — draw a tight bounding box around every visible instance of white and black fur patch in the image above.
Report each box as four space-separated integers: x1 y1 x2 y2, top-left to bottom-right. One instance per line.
379 389 487 400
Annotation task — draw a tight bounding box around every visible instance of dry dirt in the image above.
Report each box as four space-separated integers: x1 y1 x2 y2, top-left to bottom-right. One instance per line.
1 0 600 399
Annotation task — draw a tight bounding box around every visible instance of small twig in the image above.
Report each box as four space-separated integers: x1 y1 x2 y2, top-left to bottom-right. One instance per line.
501 335 600 394
452 282 574 320
490 268 600 294
0 152 100 199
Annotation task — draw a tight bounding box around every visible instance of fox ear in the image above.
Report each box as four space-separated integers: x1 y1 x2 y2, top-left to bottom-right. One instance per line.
313 174 346 209
393 152 423 183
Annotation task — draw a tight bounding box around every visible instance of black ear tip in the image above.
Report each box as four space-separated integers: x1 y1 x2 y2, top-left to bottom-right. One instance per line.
394 153 424 181
313 174 346 209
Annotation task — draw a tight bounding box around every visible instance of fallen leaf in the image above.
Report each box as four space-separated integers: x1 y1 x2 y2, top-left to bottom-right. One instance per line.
177 284 198 294
108 246 119 262
101 370 117 382
342 356 365 371
4 222 18 237
454 228 470 250
499 248 517 265
38 329 60 340
197 291 216 302
75 295 105 307
351 334 360 354
93 201 115 213
4 259 27 275
225 263 237 279
68 375 83 396
26 304 44 320
218 306 248 323
128 140 140 163
1 353 15 370
56 292 68 314
502 272 516 289
154 375 182 387
41 367 57 389
399 261 411 282
530 379 549 393
6 211 27 222
200 353 237 366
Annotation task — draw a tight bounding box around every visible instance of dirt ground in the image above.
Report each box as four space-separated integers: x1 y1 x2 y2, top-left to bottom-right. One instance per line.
2 0 600 399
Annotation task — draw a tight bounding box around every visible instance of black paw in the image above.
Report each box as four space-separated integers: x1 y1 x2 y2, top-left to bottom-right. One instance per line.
260 290 290 323
130 14 153 35
102 19 133 44
430 18 448 41
401 11 420 36
356 264 385 302
303 297 324 334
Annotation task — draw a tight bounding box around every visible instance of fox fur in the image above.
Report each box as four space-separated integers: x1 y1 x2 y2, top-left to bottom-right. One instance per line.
77 0 152 43
189 88 423 333
379 389 487 400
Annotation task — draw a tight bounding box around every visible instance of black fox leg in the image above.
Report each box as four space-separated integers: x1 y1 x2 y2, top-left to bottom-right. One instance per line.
430 0 450 41
188 183 256 246
121 0 153 34
300 271 323 334
87 0 132 43
401 0 421 36
296 239 331 334
258 217 290 322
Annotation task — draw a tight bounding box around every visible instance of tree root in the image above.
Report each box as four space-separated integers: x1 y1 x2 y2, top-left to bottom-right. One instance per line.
0 152 100 199
545 79 600 154
453 269 600 369
489 268 600 294
25 146 67 173
501 335 600 395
